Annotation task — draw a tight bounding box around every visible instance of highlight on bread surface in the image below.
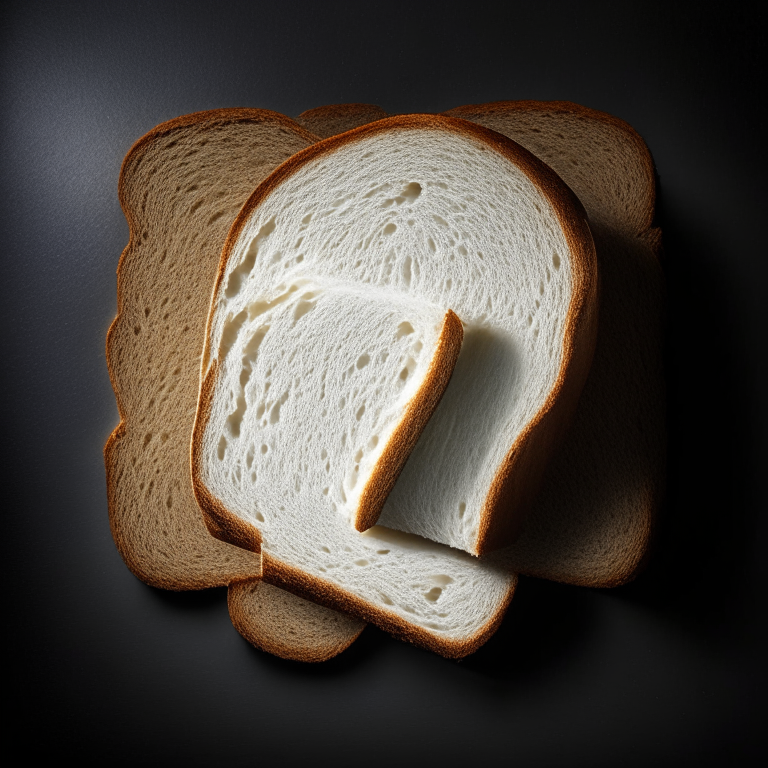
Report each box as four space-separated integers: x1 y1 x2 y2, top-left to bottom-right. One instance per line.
192 114 598 656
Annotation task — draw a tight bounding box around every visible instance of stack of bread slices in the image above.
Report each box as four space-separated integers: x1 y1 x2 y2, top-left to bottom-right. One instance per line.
105 102 664 661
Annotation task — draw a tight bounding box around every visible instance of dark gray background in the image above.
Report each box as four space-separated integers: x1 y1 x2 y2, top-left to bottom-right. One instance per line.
2 1 765 765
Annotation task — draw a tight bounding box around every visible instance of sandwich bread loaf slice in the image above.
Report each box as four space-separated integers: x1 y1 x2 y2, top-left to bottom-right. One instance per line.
105 108 365 661
193 114 598 656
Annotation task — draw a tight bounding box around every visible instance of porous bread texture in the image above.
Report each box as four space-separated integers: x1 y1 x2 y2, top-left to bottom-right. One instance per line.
193 115 596 655
206 275 463 533
445 101 664 586
105 108 364 660
228 580 365 663
296 103 389 139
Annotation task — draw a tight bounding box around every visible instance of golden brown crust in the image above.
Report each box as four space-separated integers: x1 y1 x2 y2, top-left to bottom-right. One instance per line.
191 361 262 553
354 310 464 532
260 552 516 659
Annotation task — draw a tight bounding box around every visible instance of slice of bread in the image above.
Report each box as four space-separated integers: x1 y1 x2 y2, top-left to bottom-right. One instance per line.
105 108 365 660
192 115 598 656
444 101 664 586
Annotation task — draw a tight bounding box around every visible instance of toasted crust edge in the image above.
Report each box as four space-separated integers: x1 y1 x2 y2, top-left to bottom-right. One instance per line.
353 309 464 532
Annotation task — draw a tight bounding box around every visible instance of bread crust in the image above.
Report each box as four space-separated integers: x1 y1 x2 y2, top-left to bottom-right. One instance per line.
354 309 464 532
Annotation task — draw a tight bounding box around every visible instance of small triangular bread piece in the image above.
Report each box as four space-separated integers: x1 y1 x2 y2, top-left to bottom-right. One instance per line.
296 103 388 139
199 276 462 536
445 100 664 586
105 108 364 659
193 115 597 656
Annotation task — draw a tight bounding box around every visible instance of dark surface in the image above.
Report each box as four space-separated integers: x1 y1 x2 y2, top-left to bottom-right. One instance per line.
2 1 765 765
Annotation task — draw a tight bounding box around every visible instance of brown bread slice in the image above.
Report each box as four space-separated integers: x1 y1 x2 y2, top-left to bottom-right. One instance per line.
228 580 365 662
105 108 365 660
444 101 664 586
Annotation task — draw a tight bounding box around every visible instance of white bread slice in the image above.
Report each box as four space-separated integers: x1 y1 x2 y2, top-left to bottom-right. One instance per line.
105 108 364 661
444 101 664 586
192 115 597 656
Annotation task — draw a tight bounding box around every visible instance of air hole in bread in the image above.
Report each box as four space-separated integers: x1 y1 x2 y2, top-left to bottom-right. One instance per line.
424 587 442 602
401 182 422 202
396 322 414 339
